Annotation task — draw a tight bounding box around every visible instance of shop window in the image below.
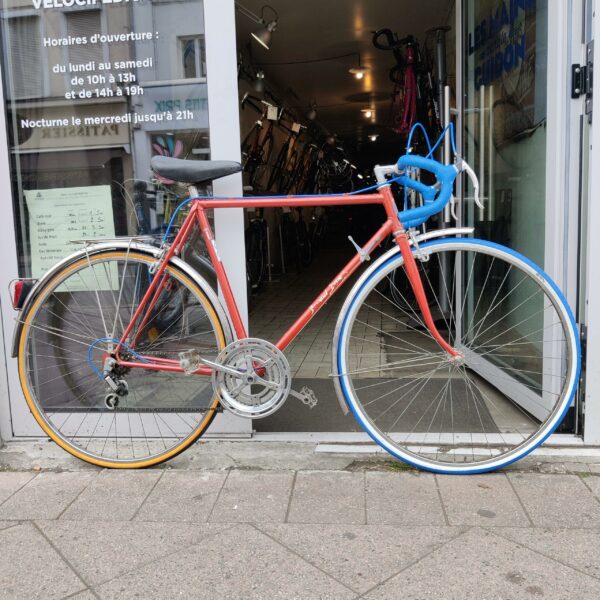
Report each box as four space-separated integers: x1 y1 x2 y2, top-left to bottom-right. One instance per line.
5 16 44 99
0 0 211 280
66 9 105 68
180 36 206 79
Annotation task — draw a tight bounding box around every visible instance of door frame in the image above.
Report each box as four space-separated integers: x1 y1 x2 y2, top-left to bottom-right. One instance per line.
582 0 600 443
456 0 584 428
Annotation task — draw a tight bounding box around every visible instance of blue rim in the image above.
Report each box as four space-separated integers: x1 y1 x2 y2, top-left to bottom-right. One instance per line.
336 238 581 474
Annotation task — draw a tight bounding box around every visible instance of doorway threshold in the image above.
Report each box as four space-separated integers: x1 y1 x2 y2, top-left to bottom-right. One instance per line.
252 432 600 458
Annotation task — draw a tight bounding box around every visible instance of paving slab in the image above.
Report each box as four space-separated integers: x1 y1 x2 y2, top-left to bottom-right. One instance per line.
134 470 226 522
0 472 37 505
496 527 600 580
508 473 600 528
37 519 233 586
94 523 356 600
66 591 97 600
362 527 600 600
0 520 20 532
287 471 365 524
60 470 162 521
537 462 569 474
436 473 530 526
0 471 96 520
366 472 446 526
0 440 100 472
208 470 294 523
563 462 592 473
0 522 85 599
580 474 600 499
259 523 463 594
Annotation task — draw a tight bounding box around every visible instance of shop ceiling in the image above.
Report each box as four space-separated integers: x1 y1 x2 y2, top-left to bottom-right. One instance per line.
235 0 454 148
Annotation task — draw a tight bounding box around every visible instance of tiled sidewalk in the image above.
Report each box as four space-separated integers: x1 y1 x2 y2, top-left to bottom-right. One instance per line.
1 463 600 599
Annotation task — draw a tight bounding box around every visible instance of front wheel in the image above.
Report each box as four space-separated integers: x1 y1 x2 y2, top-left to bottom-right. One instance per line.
335 238 580 474
17 248 228 468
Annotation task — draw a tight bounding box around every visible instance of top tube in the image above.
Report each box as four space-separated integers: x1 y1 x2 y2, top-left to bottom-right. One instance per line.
160 122 459 242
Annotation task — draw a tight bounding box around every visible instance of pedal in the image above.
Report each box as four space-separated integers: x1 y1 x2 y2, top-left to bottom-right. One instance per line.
178 349 202 375
289 386 318 409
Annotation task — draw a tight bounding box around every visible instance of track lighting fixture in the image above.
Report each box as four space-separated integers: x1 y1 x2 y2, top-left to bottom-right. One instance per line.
236 3 279 50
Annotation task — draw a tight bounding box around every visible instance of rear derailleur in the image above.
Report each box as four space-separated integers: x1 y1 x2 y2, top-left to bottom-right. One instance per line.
103 356 129 409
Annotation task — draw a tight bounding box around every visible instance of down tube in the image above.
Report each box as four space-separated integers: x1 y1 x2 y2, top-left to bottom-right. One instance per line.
276 220 394 351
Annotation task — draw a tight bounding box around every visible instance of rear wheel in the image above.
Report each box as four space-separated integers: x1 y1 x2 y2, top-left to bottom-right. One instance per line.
18 248 227 468
336 238 579 473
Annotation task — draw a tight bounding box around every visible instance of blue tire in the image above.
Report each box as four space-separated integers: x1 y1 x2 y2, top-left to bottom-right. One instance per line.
334 238 580 474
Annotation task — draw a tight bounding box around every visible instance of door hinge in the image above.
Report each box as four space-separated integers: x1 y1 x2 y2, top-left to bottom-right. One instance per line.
579 323 587 371
572 40 594 122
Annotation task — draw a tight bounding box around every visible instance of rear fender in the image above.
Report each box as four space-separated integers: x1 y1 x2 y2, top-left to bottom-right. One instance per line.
11 241 233 358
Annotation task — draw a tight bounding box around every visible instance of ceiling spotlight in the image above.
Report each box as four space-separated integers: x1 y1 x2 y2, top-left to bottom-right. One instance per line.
348 54 369 80
253 70 265 93
236 3 279 50
369 134 379 142
361 109 374 119
349 67 368 80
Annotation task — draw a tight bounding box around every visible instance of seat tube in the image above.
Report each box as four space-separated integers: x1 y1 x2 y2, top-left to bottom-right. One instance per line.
196 206 247 340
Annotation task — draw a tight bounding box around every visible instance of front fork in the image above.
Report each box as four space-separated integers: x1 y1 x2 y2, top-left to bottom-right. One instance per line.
394 229 461 359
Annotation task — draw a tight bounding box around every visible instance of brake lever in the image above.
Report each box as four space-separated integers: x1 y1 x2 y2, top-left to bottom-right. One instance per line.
456 157 483 209
450 195 459 222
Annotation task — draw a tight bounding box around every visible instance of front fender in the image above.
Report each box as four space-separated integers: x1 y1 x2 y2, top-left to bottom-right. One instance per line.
12 240 233 358
332 227 473 415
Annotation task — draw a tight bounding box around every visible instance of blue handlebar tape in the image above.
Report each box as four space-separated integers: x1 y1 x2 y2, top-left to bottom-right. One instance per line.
396 155 458 229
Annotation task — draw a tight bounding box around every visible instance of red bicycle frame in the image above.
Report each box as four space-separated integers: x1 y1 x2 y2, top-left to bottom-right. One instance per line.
115 186 458 375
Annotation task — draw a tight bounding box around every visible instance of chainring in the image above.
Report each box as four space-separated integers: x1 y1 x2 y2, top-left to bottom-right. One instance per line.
211 338 291 419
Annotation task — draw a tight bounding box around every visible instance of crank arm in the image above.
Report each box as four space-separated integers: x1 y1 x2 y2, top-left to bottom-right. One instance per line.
199 357 247 379
200 358 275 389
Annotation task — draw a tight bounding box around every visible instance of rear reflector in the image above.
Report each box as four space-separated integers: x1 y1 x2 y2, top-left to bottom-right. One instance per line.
9 279 36 310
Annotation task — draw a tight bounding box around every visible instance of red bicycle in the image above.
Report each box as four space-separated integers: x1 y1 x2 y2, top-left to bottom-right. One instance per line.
373 30 440 139
13 135 579 474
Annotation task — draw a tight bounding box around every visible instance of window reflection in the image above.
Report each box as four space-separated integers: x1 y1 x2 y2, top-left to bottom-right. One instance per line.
0 0 210 276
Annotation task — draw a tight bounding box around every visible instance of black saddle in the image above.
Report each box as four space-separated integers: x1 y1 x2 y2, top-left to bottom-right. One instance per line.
151 156 242 185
